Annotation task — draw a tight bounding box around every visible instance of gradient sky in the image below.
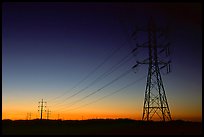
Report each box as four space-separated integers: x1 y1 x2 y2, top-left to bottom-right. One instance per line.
2 2 202 121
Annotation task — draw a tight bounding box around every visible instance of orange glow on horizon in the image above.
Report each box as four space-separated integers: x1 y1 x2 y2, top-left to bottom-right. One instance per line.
2 110 140 120
2 110 202 122
2 90 202 122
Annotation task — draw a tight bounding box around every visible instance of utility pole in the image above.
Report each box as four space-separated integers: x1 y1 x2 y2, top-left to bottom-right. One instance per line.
132 17 172 121
46 109 51 120
38 99 47 120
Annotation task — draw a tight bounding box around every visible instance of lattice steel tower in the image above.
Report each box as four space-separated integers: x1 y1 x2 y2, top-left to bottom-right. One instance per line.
132 18 172 121
38 99 47 120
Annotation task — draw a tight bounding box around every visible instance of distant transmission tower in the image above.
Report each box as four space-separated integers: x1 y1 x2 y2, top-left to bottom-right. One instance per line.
26 112 32 120
38 99 47 120
46 109 51 120
132 17 172 121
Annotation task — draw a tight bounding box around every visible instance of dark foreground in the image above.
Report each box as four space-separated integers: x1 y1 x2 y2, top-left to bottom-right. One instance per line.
2 119 202 135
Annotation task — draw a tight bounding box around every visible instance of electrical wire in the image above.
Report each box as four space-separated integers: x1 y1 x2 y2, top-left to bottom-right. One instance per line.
47 35 133 103
51 52 134 107
53 68 133 111
59 75 146 112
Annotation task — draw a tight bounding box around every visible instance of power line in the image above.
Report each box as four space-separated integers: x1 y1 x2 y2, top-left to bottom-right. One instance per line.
53 68 133 112
60 75 146 112
116 13 135 49
51 52 134 107
47 35 133 103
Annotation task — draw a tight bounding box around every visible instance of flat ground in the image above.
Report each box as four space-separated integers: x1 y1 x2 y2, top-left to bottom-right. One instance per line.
2 119 202 135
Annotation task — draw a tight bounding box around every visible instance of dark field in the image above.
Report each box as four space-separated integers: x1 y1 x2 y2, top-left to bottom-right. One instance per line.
2 119 202 135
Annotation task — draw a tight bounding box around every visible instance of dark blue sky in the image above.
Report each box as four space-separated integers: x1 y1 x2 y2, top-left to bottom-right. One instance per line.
2 2 202 121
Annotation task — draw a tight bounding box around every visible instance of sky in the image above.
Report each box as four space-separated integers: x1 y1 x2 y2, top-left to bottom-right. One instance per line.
2 2 202 121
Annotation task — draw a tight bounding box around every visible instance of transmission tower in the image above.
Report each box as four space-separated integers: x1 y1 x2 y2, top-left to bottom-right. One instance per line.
38 99 47 120
26 112 32 120
132 17 172 121
46 109 51 120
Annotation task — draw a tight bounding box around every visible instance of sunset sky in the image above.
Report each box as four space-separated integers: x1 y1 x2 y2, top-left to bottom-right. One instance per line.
2 2 202 121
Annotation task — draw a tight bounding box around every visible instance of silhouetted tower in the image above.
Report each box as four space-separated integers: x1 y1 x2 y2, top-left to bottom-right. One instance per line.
132 18 172 121
46 109 51 120
26 113 32 120
38 99 47 120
